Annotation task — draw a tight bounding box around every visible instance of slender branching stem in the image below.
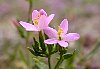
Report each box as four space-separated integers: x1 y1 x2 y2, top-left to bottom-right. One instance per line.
27 0 33 22
26 0 33 48
47 45 51 69
54 46 64 69
54 54 63 69
48 55 51 69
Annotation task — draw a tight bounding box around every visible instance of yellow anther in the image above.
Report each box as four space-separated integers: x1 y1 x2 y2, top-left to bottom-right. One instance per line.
33 19 38 25
37 13 41 19
33 13 41 25
57 26 63 36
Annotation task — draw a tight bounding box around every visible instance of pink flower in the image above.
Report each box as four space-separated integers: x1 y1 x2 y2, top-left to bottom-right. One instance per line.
44 19 80 47
19 9 55 31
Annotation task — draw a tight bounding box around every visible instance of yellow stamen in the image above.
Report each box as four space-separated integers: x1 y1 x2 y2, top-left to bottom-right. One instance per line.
33 19 38 25
57 26 63 36
33 13 41 25
37 13 41 19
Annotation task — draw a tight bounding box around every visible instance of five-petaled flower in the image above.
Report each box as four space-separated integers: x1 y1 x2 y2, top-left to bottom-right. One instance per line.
44 19 80 47
19 9 55 31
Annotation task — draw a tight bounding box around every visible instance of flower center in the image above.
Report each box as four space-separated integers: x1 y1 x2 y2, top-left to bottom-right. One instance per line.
57 26 63 40
33 19 39 25
37 13 41 19
33 13 41 25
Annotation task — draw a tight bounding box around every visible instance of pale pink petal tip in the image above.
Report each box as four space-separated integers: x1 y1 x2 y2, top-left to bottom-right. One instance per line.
44 27 58 38
39 9 47 16
58 41 68 47
70 33 80 40
32 10 39 21
44 38 58 44
65 33 80 41
19 21 38 31
60 19 68 34
47 14 55 24
38 15 47 29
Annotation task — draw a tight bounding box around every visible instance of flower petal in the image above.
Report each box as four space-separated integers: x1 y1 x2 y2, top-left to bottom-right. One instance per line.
19 21 38 31
32 10 39 21
64 33 80 41
38 15 48 29
39 9 47 16
58 41 68 47
60 19 68 34
44 27 58 38
44 38 58 44
47 14 55 25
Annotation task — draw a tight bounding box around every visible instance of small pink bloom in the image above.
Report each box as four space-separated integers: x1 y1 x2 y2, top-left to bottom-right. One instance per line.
44 19 80 47
19 9 55 31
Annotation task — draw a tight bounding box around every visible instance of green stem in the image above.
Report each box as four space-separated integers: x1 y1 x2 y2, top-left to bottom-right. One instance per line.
47 45 52 69
26 0 33 47
48 56 51 69
27 0 33 22
54 54 63 69
54 46 64 69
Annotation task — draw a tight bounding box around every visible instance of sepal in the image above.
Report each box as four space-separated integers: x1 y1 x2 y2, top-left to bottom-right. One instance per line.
39 31 46 52
27 47 47 57
63 53 73 59
33 38 40 52
17 26 27 38
27 47 39 56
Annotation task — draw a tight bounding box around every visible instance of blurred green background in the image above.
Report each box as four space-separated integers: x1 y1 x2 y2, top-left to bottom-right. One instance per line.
0 0 100 69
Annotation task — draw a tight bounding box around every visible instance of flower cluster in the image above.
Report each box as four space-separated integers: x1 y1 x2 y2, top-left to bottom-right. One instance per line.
19 9 80 48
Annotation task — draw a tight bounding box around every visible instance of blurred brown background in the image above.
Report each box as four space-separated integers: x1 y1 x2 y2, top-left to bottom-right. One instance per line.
0 0 100 69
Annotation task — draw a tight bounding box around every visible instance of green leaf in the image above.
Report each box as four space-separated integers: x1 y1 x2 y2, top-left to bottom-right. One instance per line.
39 31 46 52
61 47 68 54
67 49 78 64
65 49 78 69
47 44 53 54
17 26 26 38
51 44 59 54
33 38 39 51
33 38 45 54
63 53 73 59
73 49 79 55
33 38 47 56
27 47 38 56
32 44 44 54
28 47 46 57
